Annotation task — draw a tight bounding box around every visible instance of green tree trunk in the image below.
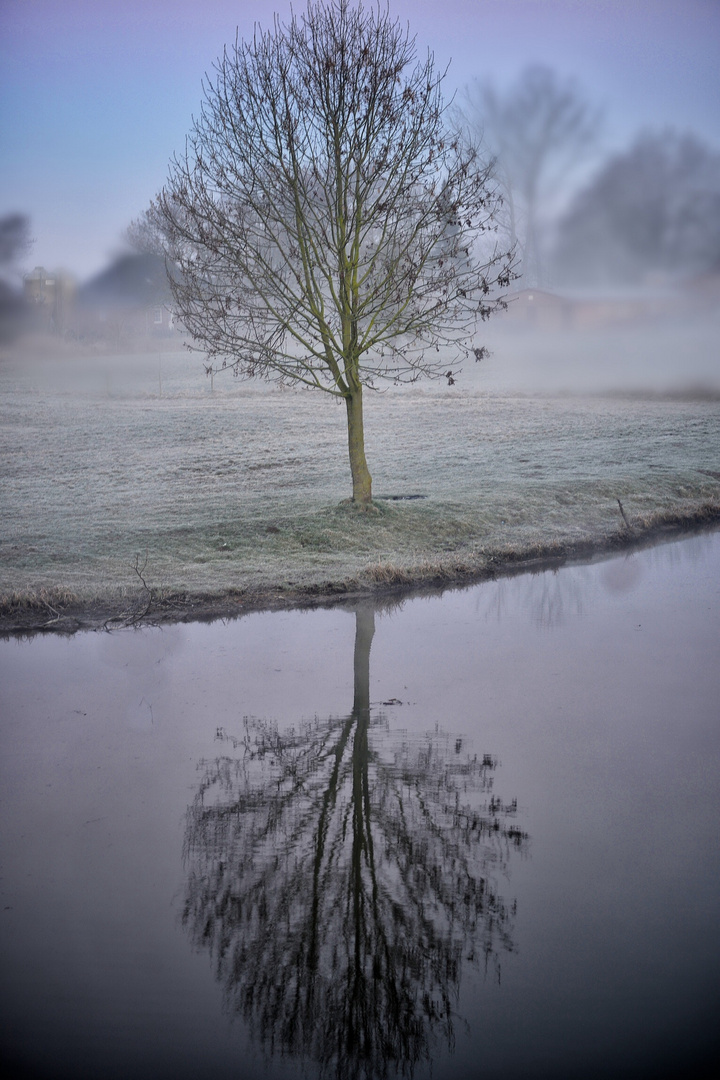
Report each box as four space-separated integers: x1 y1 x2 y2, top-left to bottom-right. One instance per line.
345 388 373 504
352 606 375 715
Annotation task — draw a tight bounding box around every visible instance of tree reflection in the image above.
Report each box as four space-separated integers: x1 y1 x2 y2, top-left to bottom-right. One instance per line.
483 563 591 628
183 606 527 1079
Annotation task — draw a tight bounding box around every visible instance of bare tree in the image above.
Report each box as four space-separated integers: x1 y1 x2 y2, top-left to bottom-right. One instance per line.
123 207 168 258
157 0 515 504
458 65 600 288
183 605 526 1079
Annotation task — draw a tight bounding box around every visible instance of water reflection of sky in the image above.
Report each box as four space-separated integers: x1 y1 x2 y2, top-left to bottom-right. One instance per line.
1 530 719 1079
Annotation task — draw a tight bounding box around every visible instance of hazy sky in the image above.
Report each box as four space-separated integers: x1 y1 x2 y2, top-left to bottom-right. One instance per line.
1 0 718 280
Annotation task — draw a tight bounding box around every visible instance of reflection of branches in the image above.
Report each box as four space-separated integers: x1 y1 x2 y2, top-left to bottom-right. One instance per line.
482 564 590 628
183 609 527 1079
481 533 714 625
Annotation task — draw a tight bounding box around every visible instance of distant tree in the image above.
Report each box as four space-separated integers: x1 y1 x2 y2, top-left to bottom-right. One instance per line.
80 251 170 308
156 0 515 505
0 213 31 273
553 129 720 286
458 65 601 288
0 214 32 341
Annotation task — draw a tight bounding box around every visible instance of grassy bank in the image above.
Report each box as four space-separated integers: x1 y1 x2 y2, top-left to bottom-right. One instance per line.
1 347 719 632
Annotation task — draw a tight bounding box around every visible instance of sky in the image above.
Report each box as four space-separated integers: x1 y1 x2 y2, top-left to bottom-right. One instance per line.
1 0 719 281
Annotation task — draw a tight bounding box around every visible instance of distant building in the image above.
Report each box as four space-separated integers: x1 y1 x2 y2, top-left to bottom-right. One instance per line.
23 266 75 333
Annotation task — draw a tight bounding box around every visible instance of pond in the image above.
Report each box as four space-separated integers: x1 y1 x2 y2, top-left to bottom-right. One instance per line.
1 532 719 1080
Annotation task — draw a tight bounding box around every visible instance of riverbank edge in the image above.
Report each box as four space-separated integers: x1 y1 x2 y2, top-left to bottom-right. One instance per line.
2 502 719 636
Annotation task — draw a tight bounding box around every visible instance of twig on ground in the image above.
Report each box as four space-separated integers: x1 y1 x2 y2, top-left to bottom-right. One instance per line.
133 552 150 589
617 498 633 531
39 596 60 626
104 552 155 629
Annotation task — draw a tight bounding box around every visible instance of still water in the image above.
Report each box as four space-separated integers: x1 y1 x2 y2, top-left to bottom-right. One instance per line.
1 533 719 1080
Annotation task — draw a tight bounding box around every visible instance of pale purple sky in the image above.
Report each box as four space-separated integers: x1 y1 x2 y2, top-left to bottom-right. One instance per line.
1 0 718 280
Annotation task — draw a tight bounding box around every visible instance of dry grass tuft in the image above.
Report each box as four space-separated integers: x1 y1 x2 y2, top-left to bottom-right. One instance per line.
362 557 474 587
629 501 720 531
0 585 78 614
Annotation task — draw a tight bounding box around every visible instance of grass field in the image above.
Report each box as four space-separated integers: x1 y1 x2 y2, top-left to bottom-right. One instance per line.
1 325 719 630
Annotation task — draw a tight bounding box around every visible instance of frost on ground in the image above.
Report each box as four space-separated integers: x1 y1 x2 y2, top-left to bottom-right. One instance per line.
0 335 719 625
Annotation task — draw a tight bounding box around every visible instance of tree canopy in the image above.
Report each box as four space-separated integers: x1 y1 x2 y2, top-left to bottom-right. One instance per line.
157 0 515 503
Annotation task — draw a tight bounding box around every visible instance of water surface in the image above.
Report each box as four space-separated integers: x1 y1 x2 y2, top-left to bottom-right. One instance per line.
1 532 719 1080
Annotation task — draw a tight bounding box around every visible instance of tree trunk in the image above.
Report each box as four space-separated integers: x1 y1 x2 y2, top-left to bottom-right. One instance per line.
345 388 372 504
